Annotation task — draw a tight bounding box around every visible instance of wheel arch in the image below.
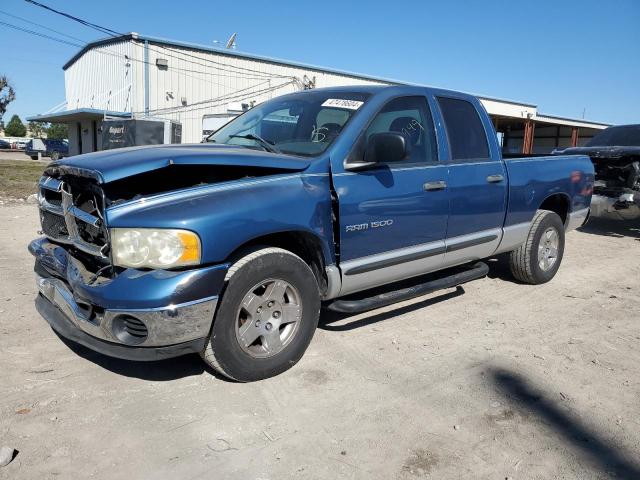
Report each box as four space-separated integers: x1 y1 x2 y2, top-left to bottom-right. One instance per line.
224 230 332 297
538 193 571 225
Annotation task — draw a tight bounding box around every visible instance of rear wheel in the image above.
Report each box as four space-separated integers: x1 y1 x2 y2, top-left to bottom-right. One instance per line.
201 247 320 382
509 210 565 284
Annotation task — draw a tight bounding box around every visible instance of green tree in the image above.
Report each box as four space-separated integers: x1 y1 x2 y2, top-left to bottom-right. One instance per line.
46 123 68 140
4 114 26 137
28 121 47 138
0 76 16 120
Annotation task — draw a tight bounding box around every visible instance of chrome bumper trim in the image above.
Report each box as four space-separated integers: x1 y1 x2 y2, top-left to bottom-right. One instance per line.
36 275 217 347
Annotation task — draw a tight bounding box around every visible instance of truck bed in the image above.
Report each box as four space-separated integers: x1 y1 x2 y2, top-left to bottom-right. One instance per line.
502 154 593 227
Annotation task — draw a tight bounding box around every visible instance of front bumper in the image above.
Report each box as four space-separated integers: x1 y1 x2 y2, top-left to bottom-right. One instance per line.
35 294 208 361
29 237 228 361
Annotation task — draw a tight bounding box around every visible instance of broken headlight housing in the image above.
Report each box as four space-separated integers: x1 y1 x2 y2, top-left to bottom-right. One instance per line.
111 228 201 269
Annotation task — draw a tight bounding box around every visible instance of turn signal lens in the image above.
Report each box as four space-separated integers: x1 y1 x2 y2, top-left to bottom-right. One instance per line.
177 231 201 263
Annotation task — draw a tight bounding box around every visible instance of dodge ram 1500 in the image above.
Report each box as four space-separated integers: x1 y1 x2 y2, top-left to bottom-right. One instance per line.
29 85 594 381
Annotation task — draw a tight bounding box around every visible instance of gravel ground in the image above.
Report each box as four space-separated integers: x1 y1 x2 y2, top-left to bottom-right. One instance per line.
0 204 639 479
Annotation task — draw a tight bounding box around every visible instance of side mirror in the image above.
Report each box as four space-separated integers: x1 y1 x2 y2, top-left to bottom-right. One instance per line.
366 132 408 164
345 132 408 170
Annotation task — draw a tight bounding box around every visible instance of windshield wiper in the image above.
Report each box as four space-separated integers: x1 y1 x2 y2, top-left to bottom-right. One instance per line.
229 134 281 154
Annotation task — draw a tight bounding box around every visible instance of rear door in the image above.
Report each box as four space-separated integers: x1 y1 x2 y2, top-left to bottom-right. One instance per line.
333 95 450 295
435 96 507 266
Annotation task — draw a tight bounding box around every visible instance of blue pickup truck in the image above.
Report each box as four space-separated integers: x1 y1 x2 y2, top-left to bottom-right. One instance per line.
29 85 593 381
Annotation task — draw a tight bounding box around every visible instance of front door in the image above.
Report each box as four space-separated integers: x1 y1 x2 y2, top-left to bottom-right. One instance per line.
332 95 449 295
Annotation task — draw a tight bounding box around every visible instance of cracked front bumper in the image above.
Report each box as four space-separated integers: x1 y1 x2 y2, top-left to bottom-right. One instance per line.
29 238 228 361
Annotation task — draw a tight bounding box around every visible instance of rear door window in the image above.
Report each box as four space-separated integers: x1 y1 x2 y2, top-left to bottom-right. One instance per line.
437 97 489 161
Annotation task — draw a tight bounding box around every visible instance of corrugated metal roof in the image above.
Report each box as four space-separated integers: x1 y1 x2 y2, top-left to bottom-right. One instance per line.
62 33 538 109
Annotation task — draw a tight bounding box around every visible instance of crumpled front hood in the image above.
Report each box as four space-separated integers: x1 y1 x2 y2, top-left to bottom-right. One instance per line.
49 143 311 183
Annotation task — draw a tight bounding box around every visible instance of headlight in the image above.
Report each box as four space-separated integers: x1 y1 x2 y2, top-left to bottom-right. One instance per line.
111 228 201 269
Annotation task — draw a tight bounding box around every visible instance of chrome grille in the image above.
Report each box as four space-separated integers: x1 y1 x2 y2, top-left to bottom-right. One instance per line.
38 176 108 258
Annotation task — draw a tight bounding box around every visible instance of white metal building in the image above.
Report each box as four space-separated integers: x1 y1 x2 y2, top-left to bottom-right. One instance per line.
29 33 610 156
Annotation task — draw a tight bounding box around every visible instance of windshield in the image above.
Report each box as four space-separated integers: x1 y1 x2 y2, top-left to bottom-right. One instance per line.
208 90 370 157
586 125 640 147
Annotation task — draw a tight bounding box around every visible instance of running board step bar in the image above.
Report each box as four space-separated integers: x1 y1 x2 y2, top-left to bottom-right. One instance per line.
326 261 489 314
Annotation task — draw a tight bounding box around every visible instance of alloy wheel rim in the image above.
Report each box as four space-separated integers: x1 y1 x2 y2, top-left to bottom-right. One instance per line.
538 227 559 271
234 278 302 358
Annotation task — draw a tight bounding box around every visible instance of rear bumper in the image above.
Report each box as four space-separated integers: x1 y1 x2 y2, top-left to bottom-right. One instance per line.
29 237 228 360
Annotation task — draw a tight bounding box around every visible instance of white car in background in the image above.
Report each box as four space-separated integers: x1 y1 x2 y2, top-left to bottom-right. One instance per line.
12 139 28 150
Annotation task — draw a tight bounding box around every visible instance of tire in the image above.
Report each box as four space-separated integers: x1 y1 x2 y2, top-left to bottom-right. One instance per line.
50 151 60 161
201 247 321 382
509 210 565 284
30 156 38 160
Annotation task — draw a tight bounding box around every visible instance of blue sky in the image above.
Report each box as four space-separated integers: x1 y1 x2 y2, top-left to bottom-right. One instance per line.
1 0 638 125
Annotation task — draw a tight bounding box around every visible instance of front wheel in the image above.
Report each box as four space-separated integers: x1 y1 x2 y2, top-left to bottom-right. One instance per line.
201 247 320 382
509 210 565 284
50 151 60 161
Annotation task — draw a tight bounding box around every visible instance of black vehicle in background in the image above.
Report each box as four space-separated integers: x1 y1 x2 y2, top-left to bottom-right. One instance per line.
0 139 11 149
554 124 640 220
25 139 69 161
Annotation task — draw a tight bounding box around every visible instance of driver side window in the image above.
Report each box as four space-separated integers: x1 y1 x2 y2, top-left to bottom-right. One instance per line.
365 96 437 164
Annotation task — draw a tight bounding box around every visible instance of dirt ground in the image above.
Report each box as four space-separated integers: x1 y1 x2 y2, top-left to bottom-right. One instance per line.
0 204 638 480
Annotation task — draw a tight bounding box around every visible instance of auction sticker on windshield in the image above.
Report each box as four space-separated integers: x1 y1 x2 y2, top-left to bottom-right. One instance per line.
321 99 364 110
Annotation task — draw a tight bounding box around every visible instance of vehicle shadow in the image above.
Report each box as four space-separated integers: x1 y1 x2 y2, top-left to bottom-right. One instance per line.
55 333 231 382
484 254 514 281
318 286 465 331
489 367 640 479
578 217 640 239
54 284 466 378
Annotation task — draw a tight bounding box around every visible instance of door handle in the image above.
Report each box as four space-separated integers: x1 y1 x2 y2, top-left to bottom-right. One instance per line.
486 174 504 183
423 180 447 191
